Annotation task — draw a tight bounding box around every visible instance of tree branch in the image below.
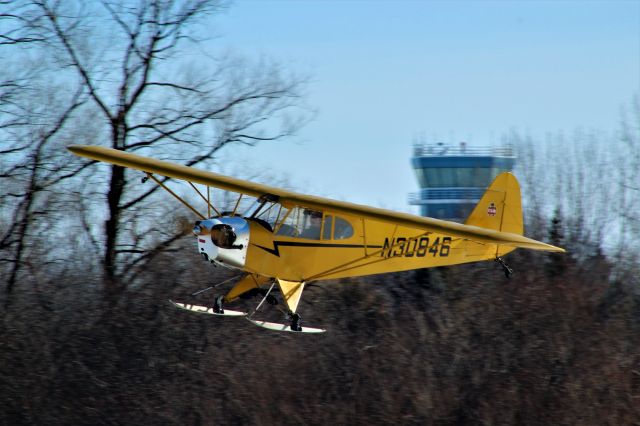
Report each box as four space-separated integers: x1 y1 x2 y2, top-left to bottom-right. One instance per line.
36 0 113 121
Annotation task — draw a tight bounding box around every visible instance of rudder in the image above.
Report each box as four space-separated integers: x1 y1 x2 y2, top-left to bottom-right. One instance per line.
464 172 523 235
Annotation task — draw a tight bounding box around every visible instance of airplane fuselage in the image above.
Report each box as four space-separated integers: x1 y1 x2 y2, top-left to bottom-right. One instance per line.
194 214 514 282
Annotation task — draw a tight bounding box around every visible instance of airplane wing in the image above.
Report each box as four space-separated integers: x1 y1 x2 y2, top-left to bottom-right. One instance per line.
68 145 564 252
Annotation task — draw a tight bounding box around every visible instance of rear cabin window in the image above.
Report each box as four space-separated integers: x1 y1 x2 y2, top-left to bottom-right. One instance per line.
333 216 353 240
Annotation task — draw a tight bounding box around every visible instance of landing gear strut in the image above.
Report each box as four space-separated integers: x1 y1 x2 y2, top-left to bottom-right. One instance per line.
495 257 514 278
213 295 225 314
239 288 279 305
289 313 302 332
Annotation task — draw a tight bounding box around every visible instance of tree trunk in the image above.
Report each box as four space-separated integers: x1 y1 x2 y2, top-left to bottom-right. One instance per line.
104 164 124 286
103 121 126 288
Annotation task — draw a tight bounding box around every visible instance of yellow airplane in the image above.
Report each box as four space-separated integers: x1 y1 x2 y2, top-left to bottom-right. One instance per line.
69 145 564 333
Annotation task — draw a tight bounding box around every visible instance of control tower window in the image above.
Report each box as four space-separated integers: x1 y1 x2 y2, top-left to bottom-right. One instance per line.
422 167 494 187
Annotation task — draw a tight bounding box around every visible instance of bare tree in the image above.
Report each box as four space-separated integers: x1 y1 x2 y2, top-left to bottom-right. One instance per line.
0 79 92 297
0 0 309 291
510 124 623 261
615 94 640 278
0 34 97 296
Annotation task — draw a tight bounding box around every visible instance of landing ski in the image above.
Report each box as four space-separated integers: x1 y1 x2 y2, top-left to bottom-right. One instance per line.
169 300 247 317
247 318 326 333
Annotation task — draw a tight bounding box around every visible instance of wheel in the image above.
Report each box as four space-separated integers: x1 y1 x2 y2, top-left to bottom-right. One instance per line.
213 295 224 314
290 313 302 332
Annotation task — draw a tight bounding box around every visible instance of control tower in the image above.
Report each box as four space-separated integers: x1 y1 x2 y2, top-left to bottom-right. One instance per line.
409 142 516 222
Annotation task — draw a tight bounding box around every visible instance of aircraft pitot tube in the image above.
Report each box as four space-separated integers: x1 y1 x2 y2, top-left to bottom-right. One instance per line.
192 217 250 269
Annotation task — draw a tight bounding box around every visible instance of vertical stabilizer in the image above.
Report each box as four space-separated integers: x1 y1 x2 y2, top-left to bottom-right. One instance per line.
464 172 523 235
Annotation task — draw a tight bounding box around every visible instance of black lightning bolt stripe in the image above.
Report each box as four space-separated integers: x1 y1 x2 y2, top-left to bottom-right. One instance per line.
253 241 383 257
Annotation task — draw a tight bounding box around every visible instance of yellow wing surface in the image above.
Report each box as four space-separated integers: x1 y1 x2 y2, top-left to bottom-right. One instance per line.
67 145 563 253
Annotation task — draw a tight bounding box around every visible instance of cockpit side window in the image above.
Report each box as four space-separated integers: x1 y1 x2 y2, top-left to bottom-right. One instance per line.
275 207 322 240
298 209 322 239
253 201 282 229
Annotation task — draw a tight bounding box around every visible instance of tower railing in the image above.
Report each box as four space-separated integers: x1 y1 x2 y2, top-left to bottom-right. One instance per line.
408 187 486 205
413 144 514 157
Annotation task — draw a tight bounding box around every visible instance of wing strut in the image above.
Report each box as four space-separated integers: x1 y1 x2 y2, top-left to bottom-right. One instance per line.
231 194 243 216
145 173 206 219
188 181 220 217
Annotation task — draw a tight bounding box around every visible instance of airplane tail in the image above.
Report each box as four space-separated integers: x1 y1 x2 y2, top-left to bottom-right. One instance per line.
465 172 523 235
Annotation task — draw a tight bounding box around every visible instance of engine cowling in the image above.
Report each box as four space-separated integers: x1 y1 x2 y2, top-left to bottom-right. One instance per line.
192 216 250 269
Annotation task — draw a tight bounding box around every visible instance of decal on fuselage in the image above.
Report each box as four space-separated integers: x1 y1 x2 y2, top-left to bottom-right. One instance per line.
381 236 452 258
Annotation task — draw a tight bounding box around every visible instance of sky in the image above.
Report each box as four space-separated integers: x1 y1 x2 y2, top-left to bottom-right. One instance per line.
203 0 640 213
